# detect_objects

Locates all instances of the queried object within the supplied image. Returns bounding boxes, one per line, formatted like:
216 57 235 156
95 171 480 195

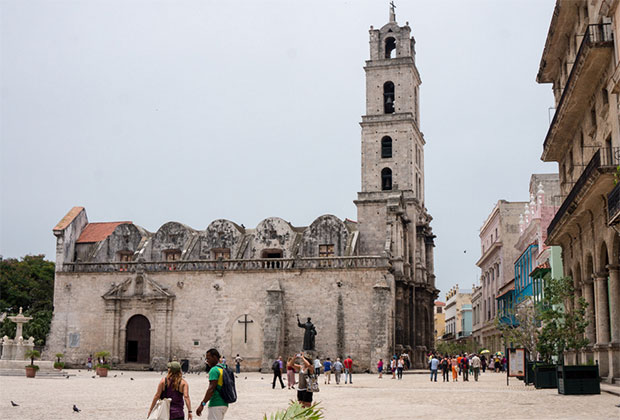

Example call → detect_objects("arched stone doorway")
125 315 151 364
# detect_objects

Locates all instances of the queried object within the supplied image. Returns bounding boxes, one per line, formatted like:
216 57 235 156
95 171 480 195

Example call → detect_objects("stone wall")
46 267 392 372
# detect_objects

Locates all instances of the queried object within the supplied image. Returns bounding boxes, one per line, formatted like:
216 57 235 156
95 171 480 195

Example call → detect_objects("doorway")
125 314 151 364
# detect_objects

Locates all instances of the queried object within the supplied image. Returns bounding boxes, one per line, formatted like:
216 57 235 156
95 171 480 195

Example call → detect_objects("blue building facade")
514 243 540 304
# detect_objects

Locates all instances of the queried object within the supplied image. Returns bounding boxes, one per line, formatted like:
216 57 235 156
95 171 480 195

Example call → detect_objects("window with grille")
118 251 133 272
163 250 181 270
212 248 231 260
319 244 334 257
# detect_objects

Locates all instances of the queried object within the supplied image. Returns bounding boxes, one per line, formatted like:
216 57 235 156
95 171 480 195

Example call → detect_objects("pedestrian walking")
343 356 353 384
313 357 322 376
234 354 243 374
481 355 487 373
377 358 384 379
333 358 344 384
272 356 285 389
391 357 397 379
323 358 332 384
462 354 469 381
471 354 481 381
148 361 192 420
429 354 439 382
397 356 404 380
286 357 297 389
441 356 450 382
451 356 458 381
196 348 228 419
87 355 93 371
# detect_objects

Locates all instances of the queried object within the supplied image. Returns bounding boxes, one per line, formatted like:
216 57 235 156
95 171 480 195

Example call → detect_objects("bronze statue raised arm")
296 314 317 351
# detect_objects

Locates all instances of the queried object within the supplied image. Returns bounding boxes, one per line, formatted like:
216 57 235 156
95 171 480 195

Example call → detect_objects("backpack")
272 360 280 371
216 364 237 404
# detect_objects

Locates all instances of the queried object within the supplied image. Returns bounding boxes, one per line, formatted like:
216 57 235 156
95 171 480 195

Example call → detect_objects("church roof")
77 222 132 243
53 206 85 232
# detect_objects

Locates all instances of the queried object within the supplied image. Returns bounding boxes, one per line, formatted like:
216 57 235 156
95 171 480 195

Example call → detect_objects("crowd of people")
425 351 507 383
146 348 510 419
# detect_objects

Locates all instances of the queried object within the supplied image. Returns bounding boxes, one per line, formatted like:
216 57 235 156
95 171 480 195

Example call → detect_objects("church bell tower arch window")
381 167 393 191
385 37 396 58
381 136 393 158
383 82 395 114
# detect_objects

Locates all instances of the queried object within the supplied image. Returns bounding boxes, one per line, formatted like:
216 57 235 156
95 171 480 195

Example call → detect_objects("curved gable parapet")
301 215 349 257
250 217 296 258
92 223 149 262
151 222 195 260
193 219 245 259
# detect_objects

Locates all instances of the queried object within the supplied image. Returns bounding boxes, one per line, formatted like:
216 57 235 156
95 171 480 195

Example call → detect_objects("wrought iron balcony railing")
62 256 391 273
608 182 620 226
542 23 614 160
548 147 619 237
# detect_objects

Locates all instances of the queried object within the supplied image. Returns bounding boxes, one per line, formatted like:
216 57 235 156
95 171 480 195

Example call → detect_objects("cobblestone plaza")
1 369 618 419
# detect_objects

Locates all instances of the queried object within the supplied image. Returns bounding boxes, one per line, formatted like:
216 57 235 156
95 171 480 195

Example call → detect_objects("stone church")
45 8 438 371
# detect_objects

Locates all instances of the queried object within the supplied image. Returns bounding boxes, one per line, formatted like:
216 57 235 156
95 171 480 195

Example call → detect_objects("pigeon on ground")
244 377 247 380
91 376 95 379
73 404 81 412
11 401 19 407
121 372 123 375
114 374 117 377
130 377 134 381
78 370 81 372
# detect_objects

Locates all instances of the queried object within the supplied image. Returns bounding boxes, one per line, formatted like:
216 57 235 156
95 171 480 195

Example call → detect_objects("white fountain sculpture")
1 307 35 361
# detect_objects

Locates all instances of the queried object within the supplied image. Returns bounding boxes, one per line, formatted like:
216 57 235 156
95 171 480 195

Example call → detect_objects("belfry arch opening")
381 136 392 158
383 82 395 113
125 314 151 364
385 37 396 58
381 167 393 191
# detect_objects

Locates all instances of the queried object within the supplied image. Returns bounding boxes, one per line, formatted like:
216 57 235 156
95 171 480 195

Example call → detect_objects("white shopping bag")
147 398 171 420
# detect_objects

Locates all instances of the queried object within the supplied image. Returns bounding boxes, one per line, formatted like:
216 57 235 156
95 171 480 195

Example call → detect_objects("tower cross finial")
389 1 396 22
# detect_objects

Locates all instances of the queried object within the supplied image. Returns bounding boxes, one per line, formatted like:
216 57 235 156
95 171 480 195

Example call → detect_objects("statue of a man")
297 314 317 351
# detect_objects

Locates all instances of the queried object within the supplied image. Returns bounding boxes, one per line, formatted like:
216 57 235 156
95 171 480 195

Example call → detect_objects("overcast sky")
0 0 557 297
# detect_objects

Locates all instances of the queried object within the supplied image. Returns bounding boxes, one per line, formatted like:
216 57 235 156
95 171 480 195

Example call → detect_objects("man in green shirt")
196 348 228 419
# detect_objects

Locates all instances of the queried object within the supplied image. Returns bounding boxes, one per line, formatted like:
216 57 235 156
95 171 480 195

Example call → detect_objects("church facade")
45 9 438 371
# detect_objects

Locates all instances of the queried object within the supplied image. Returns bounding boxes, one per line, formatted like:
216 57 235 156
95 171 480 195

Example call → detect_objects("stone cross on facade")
238 314 254 343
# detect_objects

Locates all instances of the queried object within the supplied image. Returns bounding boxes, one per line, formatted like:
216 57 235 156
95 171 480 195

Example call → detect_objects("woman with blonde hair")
148 361 192 420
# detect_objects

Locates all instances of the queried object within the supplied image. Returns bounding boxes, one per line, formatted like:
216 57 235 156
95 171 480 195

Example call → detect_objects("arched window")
383 81 395 114
381 136 392 158
381 167 392 191
385 37 396 59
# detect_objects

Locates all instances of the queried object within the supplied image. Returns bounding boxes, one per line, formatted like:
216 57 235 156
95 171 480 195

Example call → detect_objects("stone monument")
0 307 54 373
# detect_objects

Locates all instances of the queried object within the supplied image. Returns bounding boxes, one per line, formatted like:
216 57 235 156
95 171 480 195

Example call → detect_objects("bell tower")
355 5 437 368
355 5 426 256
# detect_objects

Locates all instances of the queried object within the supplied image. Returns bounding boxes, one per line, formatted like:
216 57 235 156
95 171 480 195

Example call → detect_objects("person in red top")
343 356 353 384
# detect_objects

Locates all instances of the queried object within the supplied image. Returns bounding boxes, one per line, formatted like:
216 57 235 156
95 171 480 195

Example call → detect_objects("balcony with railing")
608 182 620 227
62 256 391 273
547 148 620 240
542 23 614 162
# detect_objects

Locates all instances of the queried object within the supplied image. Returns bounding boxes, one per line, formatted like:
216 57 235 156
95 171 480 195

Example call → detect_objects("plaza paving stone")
0 369 618 419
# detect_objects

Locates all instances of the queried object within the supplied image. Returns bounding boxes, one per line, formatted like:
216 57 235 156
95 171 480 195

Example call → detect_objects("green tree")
536 276 589 363
494 296 540 356
0 255 55 345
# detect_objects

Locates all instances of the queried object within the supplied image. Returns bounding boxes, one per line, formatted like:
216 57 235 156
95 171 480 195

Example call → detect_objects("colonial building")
45 7 438 371
513 174 561 306
434 301 445 341
442 285 472 344
497 175 562 336
536 0 620 383
473 200 526 353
